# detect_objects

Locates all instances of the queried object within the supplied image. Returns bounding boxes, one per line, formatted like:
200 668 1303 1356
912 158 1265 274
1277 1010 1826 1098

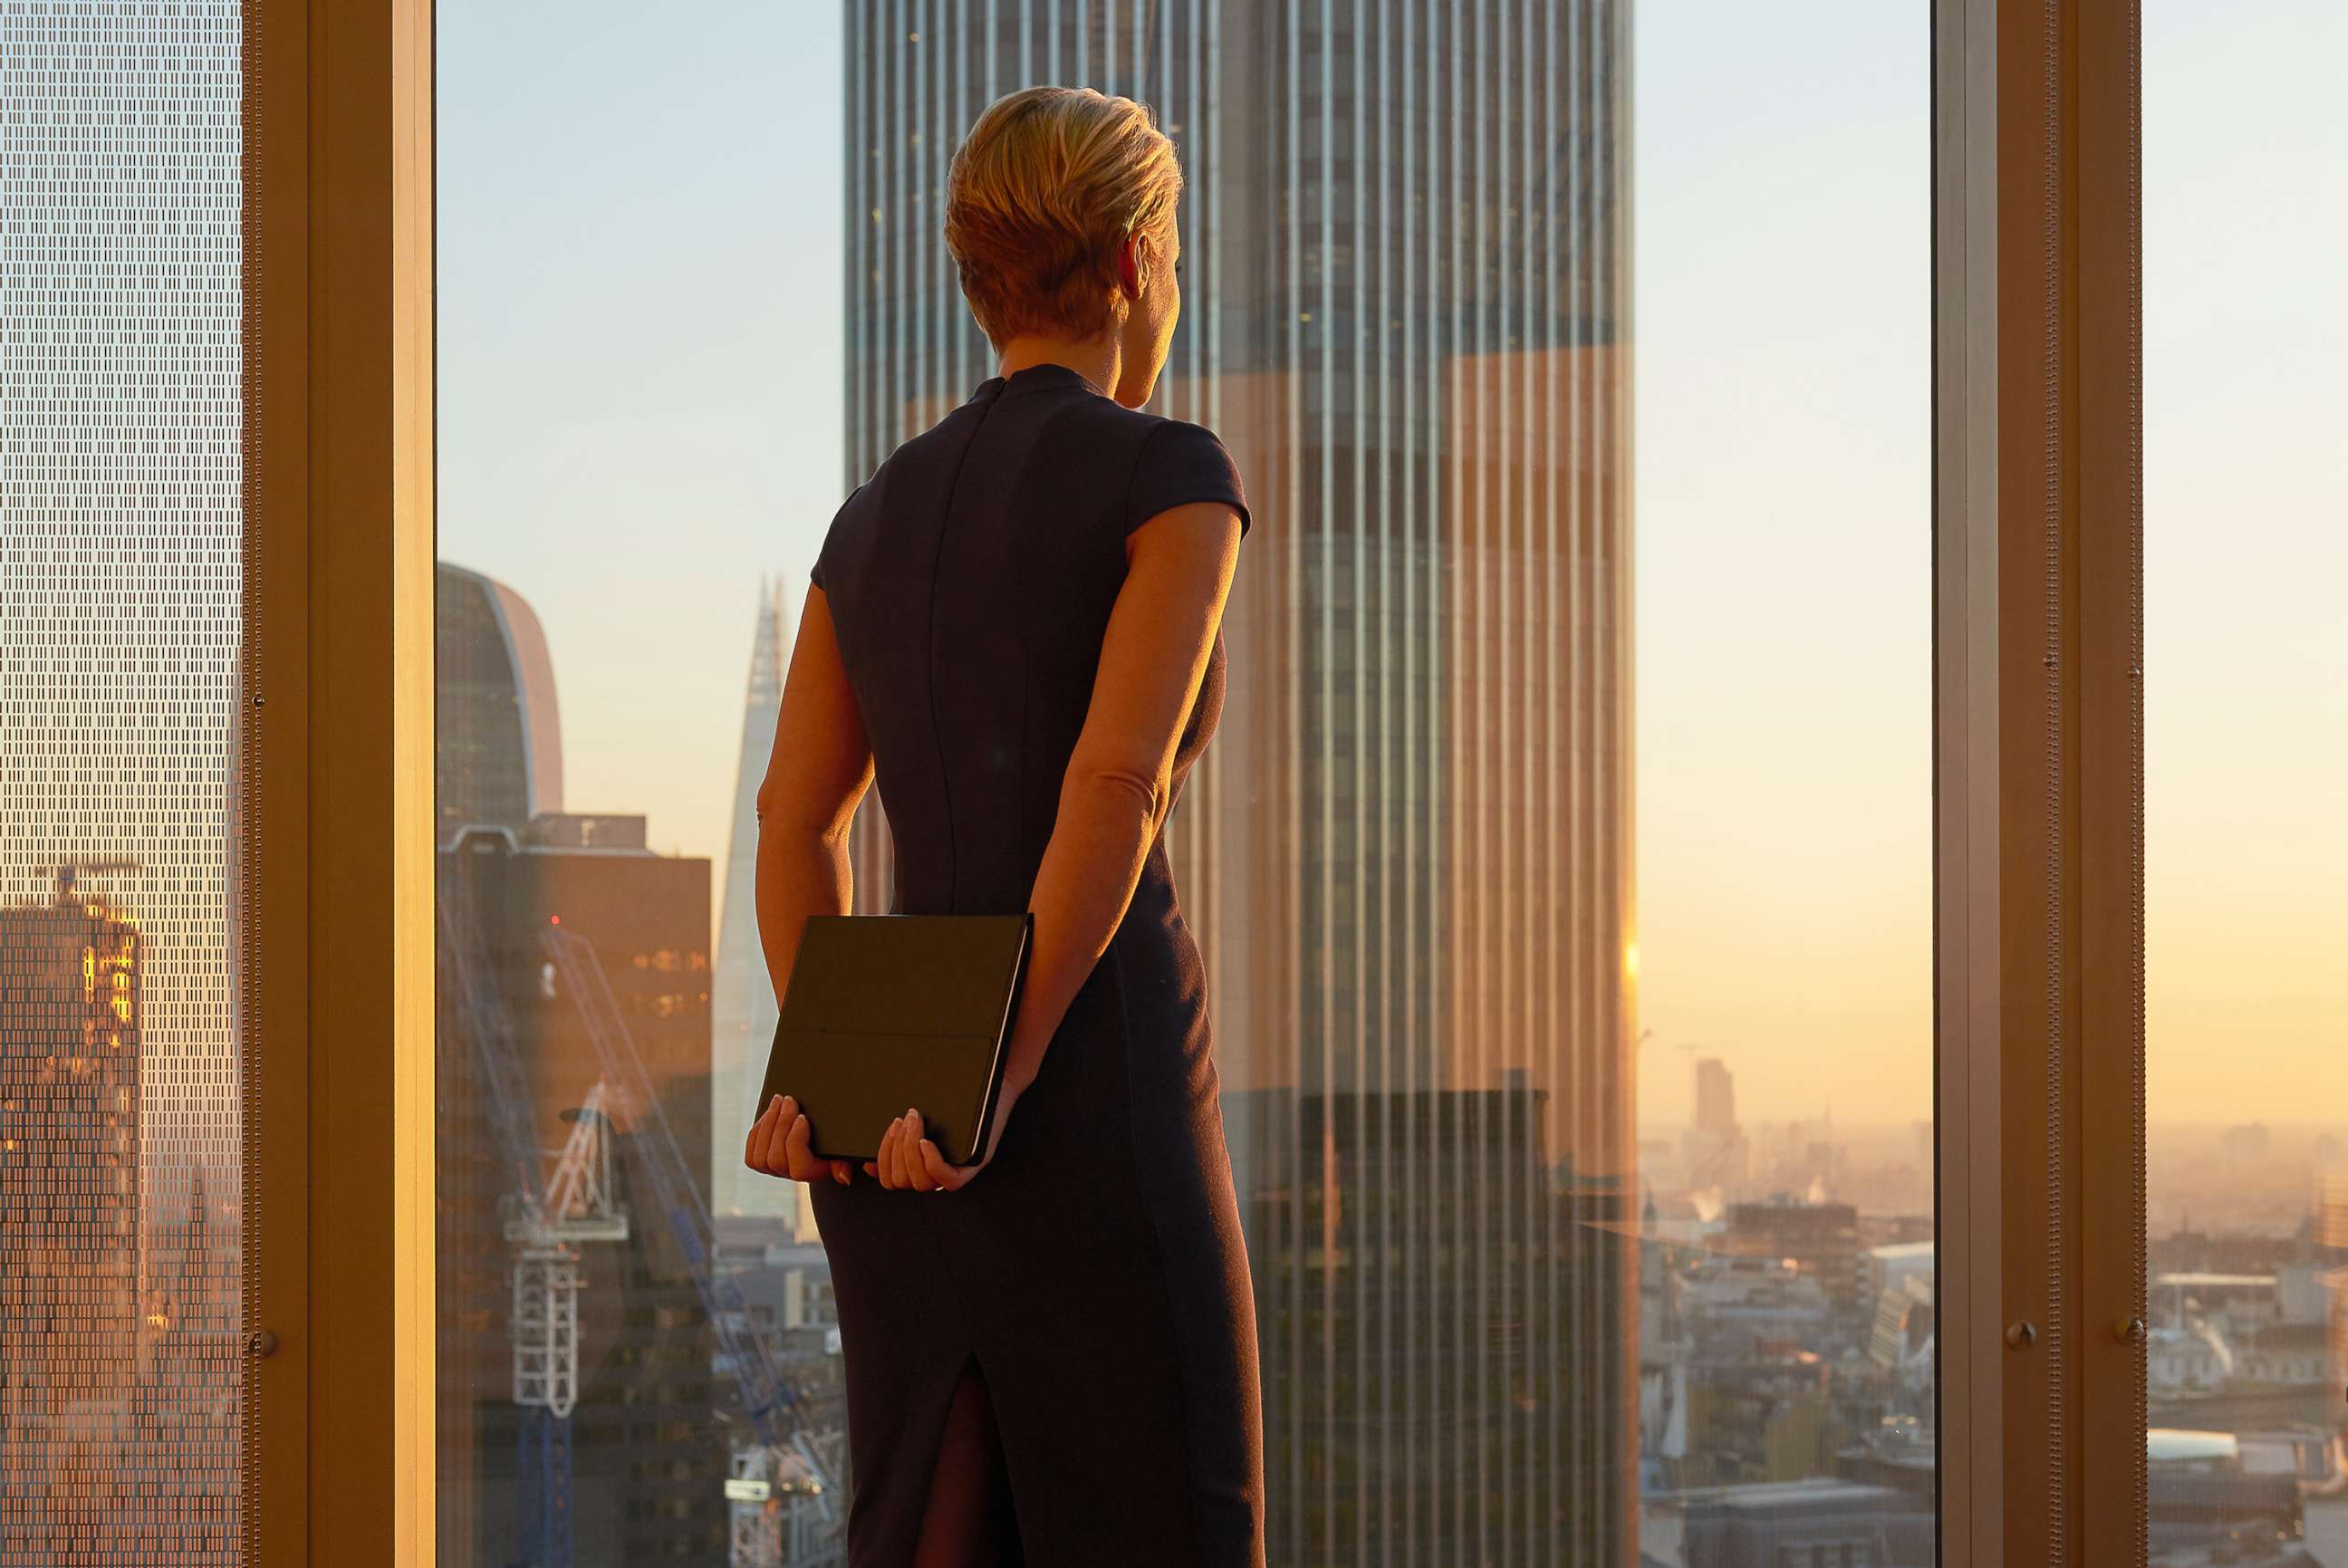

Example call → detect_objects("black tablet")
758 912 1032 1167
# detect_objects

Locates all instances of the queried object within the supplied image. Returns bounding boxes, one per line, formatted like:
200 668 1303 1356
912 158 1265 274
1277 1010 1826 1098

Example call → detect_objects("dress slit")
909 1351 1021 1568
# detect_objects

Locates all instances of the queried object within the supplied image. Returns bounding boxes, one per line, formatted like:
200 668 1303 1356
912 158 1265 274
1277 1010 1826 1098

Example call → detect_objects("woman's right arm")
888 498 1243 1189
1010 501 1243 1080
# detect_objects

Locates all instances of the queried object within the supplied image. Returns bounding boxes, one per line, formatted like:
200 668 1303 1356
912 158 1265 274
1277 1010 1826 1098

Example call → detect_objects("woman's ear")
1116 234 1146 300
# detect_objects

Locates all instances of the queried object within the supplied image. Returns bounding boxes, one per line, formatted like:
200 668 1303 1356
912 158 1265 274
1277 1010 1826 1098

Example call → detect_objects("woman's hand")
866 1085 1022 1192
745 1093 857 1187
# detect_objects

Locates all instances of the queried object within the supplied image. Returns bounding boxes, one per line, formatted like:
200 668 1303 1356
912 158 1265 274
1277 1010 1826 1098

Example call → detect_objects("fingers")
744 1095 780 1173
829 1159 854 1187
893 1108 920 1189
783 1104 822 1182
897 1108 933 1191
746 1095 845 1185
874 1110 943 1191
918 1136 968 1192
750 1094 790 1176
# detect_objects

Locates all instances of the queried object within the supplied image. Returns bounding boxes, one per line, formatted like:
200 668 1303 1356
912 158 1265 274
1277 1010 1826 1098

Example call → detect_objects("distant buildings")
0 873 240 1562
1863 1242 1936 1394
1684 1060 1750 1190
0 880 147 1554
2220 1122 2276 1167
2141 1230 2347 1459
2325 1174 2348 1433
2146 1429 2330 1566
1642 1477 1929 1568
1725 1200 1865 1320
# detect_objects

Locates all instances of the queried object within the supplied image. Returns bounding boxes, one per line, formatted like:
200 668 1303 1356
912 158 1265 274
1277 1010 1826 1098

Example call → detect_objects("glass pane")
2145 4 2348 1563
435 7 843 1565
438 4 1930 1566
1632 6 1934 1563
0 1 247 1560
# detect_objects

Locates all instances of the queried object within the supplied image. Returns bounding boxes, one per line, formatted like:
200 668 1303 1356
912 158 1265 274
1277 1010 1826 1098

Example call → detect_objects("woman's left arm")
745 585 875 1187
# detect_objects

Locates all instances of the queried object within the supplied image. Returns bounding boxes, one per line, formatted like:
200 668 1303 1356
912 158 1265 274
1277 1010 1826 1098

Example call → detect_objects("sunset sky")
437 2 2341 1135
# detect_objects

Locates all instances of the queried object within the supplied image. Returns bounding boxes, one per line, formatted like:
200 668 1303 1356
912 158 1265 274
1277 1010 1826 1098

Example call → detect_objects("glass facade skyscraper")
437 563 568 847
842 4 1634 1561
712 577 799 1225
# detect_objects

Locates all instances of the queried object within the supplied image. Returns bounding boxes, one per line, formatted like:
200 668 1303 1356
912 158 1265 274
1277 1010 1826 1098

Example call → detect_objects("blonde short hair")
944 86 1183 348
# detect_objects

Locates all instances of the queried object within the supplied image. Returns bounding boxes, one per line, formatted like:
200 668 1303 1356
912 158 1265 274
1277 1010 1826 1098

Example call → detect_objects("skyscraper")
843 5 1633 1561
713 577 797 1225
0 877 144 1557
438 562 566 845
1 2 248 1548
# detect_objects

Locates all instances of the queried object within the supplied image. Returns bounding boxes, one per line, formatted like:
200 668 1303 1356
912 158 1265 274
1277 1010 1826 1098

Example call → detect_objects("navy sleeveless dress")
804 362 1264 1566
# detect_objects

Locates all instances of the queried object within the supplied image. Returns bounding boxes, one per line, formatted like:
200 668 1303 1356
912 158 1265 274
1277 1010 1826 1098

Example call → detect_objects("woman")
742 86 1264 1568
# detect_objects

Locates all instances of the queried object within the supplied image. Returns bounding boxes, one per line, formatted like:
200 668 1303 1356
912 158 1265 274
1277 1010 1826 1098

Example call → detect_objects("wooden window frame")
242 0 438 1562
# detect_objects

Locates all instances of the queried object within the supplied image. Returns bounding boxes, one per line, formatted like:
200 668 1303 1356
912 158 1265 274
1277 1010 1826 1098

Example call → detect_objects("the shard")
710 574 798 1224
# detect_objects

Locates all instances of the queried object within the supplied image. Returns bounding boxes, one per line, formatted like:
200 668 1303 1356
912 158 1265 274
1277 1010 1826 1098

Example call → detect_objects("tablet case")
758 912 1032 1167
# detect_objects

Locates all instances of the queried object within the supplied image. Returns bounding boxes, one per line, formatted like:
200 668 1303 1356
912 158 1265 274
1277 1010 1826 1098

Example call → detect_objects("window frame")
1932 0 2145 1561
242 0 438 1562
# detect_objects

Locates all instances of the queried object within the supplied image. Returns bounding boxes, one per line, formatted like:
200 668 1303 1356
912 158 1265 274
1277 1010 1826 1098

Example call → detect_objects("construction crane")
439 851 842 1568
507 1082 628 1552
437 864 628 1568
541 926 843 1568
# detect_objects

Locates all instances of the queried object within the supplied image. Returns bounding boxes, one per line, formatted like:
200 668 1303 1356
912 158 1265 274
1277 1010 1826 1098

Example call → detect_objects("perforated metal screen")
0 2 246 1561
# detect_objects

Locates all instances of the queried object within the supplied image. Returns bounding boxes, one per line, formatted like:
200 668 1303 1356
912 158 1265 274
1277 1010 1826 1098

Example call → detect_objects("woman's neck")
996 334 1119 398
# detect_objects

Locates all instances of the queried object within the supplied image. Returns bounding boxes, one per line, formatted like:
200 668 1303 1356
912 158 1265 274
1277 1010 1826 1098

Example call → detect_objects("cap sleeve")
1125 419 1252 540
808 484 865 593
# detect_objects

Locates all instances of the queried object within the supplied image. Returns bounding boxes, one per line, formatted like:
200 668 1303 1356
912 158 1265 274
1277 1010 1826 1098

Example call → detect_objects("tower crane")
440 850 842 1568
437 863 627 1568
541 926 842 1568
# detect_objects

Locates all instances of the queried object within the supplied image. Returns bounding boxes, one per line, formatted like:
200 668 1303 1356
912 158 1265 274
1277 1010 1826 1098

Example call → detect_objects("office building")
1696 1060 1737 1140
0 873 243 1563
843 6 1634 1559
1231 1084 1631 1561
438 562 566 845
439 820 725 1567
1726 1200 1865 1316
1687 1059 1749 1190
1647 1478 1930 1568
0 879 147 1557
